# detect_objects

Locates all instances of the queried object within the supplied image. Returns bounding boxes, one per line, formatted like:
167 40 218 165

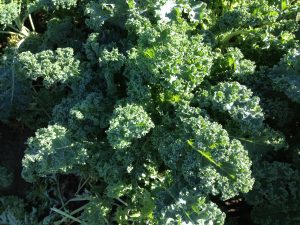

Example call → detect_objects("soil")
224 198 255 225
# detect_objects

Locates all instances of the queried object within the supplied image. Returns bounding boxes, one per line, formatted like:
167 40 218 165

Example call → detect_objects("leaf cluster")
0 0 299 224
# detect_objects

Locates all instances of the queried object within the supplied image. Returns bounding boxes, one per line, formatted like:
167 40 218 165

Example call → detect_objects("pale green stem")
0 30 19 35
51 207 86 225
28 14 35 31
116 197 128 206
55 204 88 225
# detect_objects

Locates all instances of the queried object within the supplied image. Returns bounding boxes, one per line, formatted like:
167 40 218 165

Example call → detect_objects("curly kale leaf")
0 165 13 188
89 143 145 202
16 48 81 88
22 124 88 182
48 0 77 9
0 196 38 225
68 92 113 137
0 196 26 225
84 0 128 31
93 149 129 185
84 33 126 66
153 106 254 200
52 96 79 125
44 17 85 50
209 81 264 132
0 0 20 28
213 1 279 33
99 47 125 97
108 187 155 224
84 0 180 32
84 33 102 64
0 0 37 41
84 1 114 31
156 188 225 225
214 1 299 66
251 198 300 225
246 161 300 225
80 198 111 225
107 103 154 149
261 97 295 128
268 48 300 103
238 127 287 161
29 0 77 10
247 161 300 205
0 49 67 127
126 22 213 104
210 47 256 83
0 63 31 122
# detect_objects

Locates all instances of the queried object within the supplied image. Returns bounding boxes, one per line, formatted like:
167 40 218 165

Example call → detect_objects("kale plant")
0 0 299 224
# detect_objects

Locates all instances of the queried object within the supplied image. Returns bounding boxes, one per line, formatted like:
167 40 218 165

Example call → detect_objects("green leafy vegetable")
0 0 298 224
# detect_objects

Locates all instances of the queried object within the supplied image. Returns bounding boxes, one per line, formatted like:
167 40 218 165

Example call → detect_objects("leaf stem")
55 204 88 225
51 207 86 224
116 197 128 206
28 14 35 31
187 140 236 180
0 31 20 35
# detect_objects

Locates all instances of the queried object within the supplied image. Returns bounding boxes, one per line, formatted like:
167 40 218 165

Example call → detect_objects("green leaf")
187 139 236 181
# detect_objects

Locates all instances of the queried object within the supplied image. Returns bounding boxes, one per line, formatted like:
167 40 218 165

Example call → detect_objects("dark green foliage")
22 124 88 182
107 103 154 149
0 1 20 28
156 189 225 225
0 48 32 122
210 47 256 83
80 197 111 225
44 17 85 50
209 81 264 132
0 0 299 224
0 166 13 188
84 0 126 31
0 63 31 122
15 48 81 88
214 1 299 66
246 162 300 225
0 196 27 224
29 0 78 10
267 48 300 103
152 105 254 200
